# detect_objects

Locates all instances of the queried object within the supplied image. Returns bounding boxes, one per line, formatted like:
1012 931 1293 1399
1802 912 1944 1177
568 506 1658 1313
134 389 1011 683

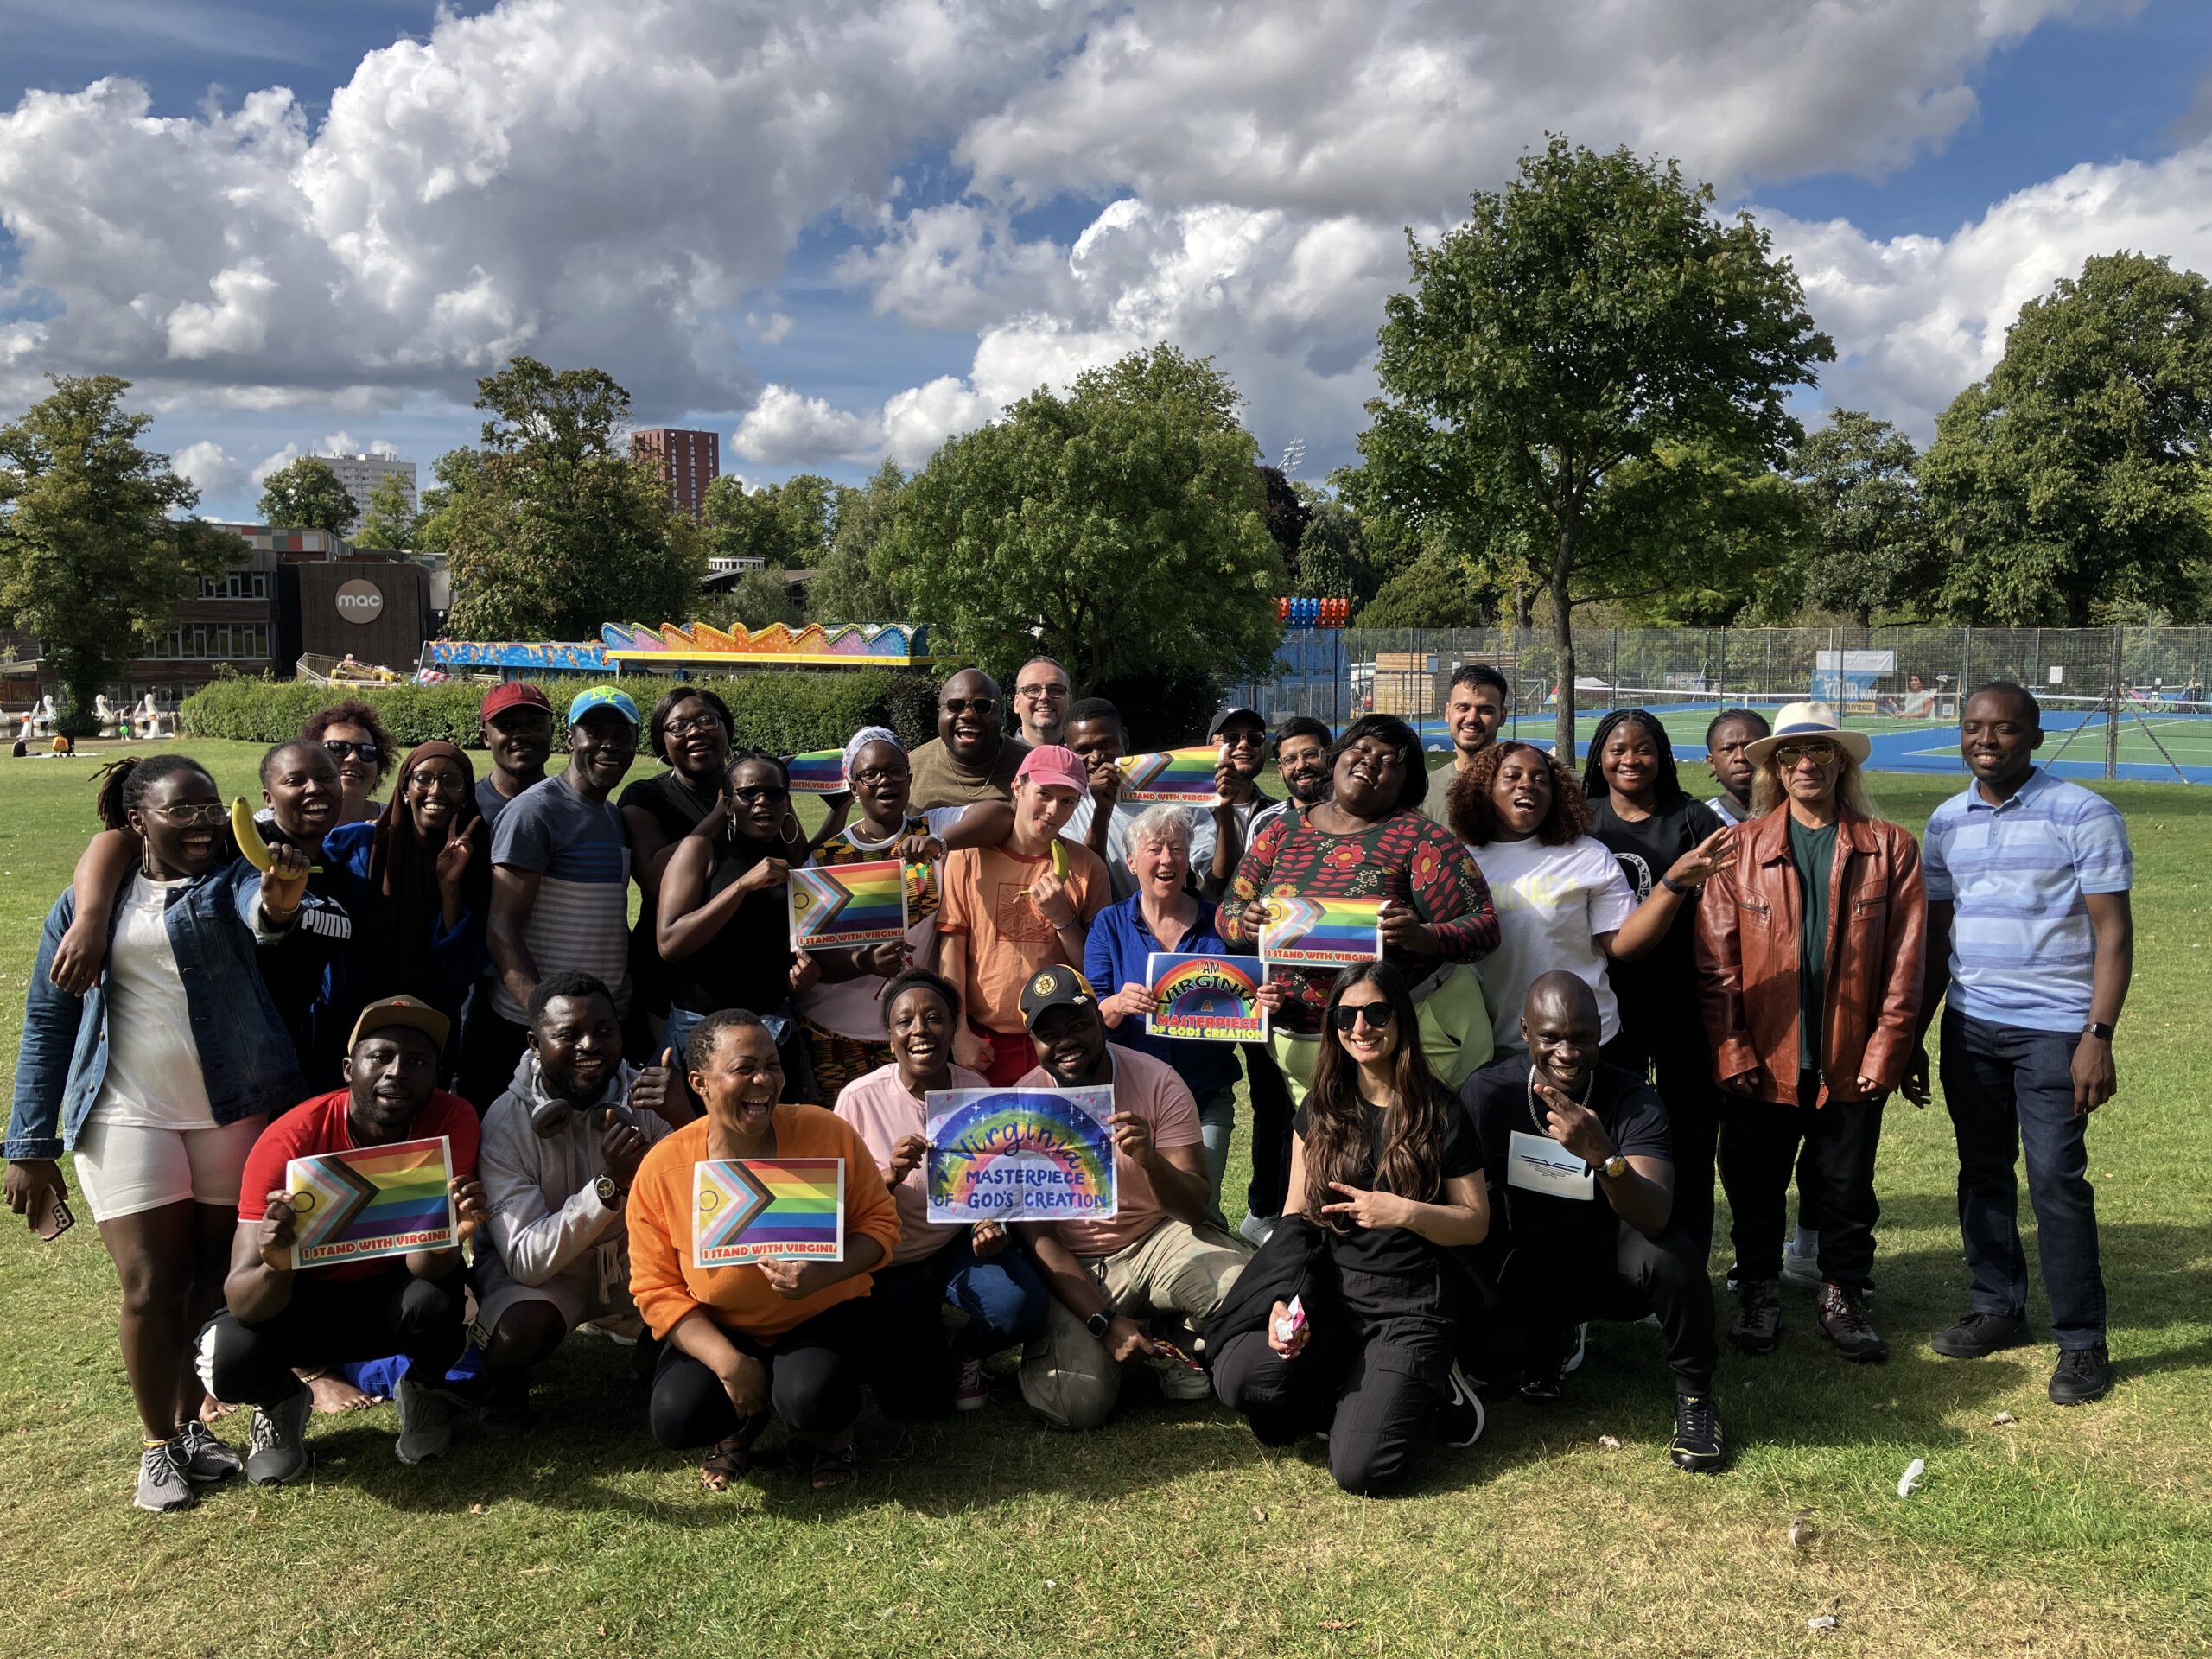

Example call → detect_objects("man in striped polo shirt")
1911 683 2133 1406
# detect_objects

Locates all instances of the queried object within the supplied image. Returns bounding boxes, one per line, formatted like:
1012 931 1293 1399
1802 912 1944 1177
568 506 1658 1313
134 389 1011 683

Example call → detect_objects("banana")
232 797 276 872
1049 839 1069 880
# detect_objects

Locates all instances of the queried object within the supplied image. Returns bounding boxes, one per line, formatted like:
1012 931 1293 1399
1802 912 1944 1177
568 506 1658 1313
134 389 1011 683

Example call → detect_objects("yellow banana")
1049 840 1069 880
232 797 276 873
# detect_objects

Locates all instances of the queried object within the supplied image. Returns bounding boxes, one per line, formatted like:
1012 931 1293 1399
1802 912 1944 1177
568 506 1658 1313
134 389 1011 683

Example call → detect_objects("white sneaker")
1781 1236 1822 1287
394 1375 469 1465
954 1357 988 1412
134 1440 196 1513
1435 1363 1486 1448
1238 1212 1276 1249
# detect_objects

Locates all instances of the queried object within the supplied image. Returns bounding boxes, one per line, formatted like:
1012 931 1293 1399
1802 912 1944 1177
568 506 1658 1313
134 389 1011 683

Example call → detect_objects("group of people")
3 654 2133 1510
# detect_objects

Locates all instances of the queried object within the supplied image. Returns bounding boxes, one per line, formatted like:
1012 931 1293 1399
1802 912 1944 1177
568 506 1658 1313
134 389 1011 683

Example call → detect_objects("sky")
3 0 2210 522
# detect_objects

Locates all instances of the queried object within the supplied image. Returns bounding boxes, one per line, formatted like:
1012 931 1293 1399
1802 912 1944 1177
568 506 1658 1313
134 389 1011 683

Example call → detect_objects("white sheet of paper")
1507 1129 1594 1201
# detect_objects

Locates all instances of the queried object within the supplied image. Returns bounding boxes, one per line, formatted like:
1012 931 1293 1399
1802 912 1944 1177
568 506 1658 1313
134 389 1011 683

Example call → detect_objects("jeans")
199 1267 469 1407
1721 1077 1886 1289
1193 1083 1236 1230
868 1230 1051 1419
1940 1007 2107 1350
1243 1043 1294 1219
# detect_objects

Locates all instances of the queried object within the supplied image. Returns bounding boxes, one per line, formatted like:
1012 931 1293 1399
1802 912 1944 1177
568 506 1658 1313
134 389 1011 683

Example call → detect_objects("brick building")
630 427 719 520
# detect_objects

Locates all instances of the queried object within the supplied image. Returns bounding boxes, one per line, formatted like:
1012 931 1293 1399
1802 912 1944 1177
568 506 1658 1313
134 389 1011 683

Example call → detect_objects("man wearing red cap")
474 682 556 831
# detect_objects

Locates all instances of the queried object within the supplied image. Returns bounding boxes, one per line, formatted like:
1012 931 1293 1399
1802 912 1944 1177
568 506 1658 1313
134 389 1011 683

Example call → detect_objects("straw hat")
1745 700 1872 766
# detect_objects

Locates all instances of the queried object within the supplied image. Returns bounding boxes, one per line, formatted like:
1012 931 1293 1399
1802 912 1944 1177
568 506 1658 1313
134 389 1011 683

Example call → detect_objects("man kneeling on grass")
1460 973 1726 1473
200 997 486 1483
474 972 688 1427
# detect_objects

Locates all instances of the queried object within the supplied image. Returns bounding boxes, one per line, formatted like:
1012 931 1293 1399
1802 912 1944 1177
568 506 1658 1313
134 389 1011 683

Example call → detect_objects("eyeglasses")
1775 742 1837 768
662 715 725 738
733 784 790 804
944 697 999 716
323 740 380 763
851 766 910 788
407 772 468 797
1329 1001 1396 1032
148 803 228 827
1015 683 1069 701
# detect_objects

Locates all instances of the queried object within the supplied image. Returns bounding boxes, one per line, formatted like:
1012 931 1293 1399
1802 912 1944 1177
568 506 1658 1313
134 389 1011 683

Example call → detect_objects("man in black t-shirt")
1459 973 1725 1474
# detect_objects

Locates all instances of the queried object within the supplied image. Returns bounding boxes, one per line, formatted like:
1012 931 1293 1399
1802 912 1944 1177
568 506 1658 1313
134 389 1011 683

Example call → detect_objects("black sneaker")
2049 1343 2113 1406
1669 1391 1726 1474
1520 1325 1579 1402
1815 1282 1889 1363
173 1419 242 1483
1931 1310 2031 1359
1732 1280 1783 1357
1434 1363 1486 1448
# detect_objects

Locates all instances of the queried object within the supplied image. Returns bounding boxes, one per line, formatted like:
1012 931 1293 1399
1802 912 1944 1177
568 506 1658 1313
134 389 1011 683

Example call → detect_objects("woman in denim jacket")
3 755 310 1513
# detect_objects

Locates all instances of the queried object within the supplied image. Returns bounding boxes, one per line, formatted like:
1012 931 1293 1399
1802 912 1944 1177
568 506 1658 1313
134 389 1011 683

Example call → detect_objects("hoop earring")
781 809 803 847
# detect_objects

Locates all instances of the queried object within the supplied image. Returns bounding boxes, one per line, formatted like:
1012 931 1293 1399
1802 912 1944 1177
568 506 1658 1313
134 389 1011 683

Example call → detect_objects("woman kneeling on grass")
4 757 311 1512
626 1008 901 1491
1209 961 1490 1497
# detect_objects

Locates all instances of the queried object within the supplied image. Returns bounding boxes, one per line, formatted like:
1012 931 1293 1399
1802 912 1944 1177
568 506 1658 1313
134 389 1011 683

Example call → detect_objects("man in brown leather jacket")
1694 702 1925 1364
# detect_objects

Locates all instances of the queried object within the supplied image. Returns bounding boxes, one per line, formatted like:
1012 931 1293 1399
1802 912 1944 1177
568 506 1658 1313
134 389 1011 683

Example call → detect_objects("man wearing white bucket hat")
1694 701 1926 1366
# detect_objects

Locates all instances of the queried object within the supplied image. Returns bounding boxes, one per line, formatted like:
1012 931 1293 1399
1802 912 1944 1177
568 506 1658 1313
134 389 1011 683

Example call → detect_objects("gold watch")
1598 1154 1628 1180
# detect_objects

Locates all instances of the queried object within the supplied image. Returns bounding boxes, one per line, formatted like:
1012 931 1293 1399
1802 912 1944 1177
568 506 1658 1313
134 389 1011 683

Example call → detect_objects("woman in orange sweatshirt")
627 1007 900 1491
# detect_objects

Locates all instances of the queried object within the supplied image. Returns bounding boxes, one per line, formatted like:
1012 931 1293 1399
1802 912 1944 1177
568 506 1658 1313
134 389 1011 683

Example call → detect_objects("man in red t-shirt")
200 996 487 1484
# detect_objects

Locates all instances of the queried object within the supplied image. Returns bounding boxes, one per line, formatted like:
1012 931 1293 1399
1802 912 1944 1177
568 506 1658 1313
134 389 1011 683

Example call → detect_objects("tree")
701 471 838 574
706 569 802 630
1358 137 1833 758
879 344 1285 693
0 375 237 731
353 469 420 550
1921 252 2212 626
1354 541 1494 627
428 357 704 639
257 454 359 536
1256 466 1312 585
806 459 904 622
1292 489 1380 606
1775 410 1933 625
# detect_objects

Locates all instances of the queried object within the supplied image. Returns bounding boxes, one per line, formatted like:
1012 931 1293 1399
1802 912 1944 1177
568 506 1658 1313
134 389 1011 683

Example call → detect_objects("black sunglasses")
733 784 790 804
944 697 999 715
323 739 380 762
1329 1001 1396 1032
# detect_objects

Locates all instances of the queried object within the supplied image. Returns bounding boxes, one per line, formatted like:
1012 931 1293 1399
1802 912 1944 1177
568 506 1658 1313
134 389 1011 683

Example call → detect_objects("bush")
178 670 943 754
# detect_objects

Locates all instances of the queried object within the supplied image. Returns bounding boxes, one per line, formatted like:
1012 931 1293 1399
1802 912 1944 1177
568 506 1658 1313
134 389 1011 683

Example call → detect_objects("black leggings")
200 1268 467 1407
648 1298 871 1449
1243 1044 1295 1219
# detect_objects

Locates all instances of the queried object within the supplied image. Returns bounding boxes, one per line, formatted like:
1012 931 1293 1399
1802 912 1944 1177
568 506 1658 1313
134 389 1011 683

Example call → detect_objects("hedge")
177 669 939 754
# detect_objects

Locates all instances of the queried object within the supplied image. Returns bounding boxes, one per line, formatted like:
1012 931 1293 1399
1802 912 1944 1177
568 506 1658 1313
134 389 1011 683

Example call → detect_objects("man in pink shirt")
1010 969 1249 1429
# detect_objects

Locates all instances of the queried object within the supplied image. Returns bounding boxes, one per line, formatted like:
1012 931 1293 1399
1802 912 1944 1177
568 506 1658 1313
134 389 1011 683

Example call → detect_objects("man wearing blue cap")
461 688 641 1111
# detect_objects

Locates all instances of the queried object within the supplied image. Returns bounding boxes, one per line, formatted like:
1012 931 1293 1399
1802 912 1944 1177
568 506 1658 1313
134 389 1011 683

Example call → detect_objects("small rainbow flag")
286 1135 454 1268
923 1088 1118 1223
692 1158 845 1266
1260 895 1385 967
1145 951 1268 1043
789 859 909 949
785 750 847 794
1116 747 1221 804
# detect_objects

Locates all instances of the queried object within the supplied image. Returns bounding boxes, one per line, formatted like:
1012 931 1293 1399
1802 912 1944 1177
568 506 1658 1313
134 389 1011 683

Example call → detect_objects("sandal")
698 1414 769 1493
810 1435 857 1492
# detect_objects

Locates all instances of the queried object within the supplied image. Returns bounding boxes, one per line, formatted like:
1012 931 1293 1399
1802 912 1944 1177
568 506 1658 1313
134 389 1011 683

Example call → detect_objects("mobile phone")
30 1185 73 1243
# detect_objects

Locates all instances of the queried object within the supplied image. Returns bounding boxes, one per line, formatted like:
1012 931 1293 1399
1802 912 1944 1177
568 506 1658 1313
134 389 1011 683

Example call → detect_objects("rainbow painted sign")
1259 895 1385 967
785 750 847 795
788 859 909 950
285 1135 454 1268
1116 747 1220 804
692 1158 845 1266
923 1088 1117 1223
1145 951 1268 1043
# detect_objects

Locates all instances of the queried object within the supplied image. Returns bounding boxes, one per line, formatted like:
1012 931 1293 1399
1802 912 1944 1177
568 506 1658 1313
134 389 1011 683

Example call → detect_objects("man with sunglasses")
1012 657 1073 747
910 669 1032 810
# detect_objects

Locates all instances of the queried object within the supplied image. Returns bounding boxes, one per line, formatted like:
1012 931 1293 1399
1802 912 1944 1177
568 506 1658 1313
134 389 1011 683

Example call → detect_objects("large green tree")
1776 409 1933 625
1358 137 1833 757
257 454 359 535
0 376 237 731
879 344 1285 692
1921 252 2212 626
427 358 703 639
806 459 905 622
353 469 421 550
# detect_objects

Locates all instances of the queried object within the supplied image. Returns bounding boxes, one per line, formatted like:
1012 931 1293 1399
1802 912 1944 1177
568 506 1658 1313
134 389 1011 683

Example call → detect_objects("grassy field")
0 741 2207 1657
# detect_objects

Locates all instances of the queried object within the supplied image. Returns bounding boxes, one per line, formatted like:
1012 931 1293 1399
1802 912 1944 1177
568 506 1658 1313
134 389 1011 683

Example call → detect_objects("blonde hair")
1127 804 1195 855
1751 746 1880 818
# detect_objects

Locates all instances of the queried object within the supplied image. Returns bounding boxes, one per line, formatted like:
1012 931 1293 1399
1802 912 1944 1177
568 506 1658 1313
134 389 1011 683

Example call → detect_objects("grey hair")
1127 804 1196 855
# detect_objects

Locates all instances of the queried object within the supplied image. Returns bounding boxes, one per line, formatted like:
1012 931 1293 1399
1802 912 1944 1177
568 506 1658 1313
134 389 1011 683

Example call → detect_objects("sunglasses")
148 803 229 827
850 766 910 788
733 784 790 804
1775 742 1838 768
944 697 999 716
322 739 380 762
1329 1001 1396 1032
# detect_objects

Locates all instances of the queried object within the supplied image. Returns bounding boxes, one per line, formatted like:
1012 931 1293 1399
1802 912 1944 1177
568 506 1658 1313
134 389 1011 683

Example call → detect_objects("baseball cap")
347 994 451 1053
1018 966 1098 1029
567 686 640 728
1209 706 1267 740
481 681 553 721
1015 743 1088 795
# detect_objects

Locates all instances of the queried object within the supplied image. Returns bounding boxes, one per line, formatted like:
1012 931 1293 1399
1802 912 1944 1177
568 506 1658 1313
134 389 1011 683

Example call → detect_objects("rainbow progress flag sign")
785 750 847 795
285 1135 454 1268
1116 747 1220 804
692 1158 845 1266
1260 895 1385 967
789 859 909 950
1145 951 1268 1043
924 1088 1117 1224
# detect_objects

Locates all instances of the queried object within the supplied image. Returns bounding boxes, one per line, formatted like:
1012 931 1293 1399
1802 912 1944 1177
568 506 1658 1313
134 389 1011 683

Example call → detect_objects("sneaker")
134 1440 196 1513
1732 1279 1783 1357
2049 1343 2113 1406
1780 1236 1822 1288
174 1419 242 1483
246 1385 313 1486
1815 1281 1889 1363
394 1374 470 1465
1434 1363 1486 1448
1155 1358 1213 1402
1931 1310 2032 1359
1238 1212 1276 1249
479 1382 537 1436
1669 1391 1726 1474
954 1357 989 1412
1520 1326 1576 1402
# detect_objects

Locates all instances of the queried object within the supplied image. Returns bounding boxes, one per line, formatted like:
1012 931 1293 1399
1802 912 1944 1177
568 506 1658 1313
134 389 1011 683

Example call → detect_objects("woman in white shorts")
5 756 310 1512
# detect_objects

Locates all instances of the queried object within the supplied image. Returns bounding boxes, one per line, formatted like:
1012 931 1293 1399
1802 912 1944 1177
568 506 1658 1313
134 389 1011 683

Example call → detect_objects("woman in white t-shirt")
1446 743 1733 1050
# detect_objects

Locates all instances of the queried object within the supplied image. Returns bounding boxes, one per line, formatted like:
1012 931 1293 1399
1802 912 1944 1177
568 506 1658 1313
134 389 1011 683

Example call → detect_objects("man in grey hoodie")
474 971 685 1425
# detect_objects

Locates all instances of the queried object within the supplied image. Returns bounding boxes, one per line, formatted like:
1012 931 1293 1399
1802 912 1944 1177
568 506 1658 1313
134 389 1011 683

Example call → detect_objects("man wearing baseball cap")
475 682 556 831
202 997 489 1484
1008 967 1247 1431
936 745 1112 1085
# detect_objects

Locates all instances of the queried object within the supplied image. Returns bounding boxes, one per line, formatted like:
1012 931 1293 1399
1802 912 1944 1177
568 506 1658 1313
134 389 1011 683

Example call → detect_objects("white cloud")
747 310 795 346
250 442 302 484
170 439 249 505
730 384 884 464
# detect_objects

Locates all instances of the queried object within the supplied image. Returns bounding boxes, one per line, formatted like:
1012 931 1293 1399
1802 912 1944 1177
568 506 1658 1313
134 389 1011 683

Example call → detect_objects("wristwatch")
594 1173 625 1208
1597 1154 1629 1180
2083 1021 2116 1042
1084 1308 1116 1340
1659 873 1692 897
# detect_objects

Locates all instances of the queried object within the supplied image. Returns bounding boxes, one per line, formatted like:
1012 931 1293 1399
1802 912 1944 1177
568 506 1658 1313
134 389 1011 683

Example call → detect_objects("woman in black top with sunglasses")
301 700 396 827
656 752 823 1099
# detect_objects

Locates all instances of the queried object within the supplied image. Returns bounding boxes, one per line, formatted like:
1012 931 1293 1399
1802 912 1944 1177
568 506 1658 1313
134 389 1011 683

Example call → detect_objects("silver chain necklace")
1527 1063 1595 1137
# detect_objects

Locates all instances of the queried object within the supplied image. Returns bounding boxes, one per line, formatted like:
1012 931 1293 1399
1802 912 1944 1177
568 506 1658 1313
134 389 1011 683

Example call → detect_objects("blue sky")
3 0 2209 519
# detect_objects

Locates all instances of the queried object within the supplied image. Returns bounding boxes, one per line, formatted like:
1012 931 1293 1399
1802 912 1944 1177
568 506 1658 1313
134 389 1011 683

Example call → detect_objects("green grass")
1 742 2209 1656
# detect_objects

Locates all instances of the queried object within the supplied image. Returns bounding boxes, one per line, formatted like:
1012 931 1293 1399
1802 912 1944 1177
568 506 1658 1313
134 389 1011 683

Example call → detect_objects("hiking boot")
1815 1282 1889 1363
2049 1343 2113 1406
1668 1390 1726 1474
1932 1310 2032 1359
1732 1279 1783 1357
246 1384 313 1485
395 1374 470 1465
954 1357 989 1412
134 1439 196 1513
174 1418 242 1483
1434 1363 1486 1449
